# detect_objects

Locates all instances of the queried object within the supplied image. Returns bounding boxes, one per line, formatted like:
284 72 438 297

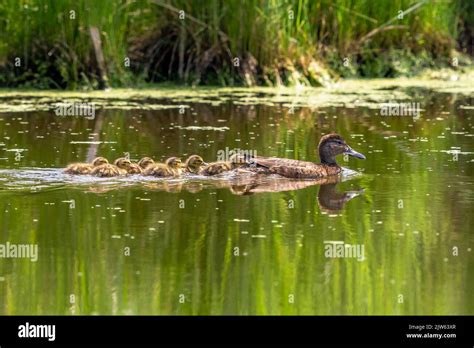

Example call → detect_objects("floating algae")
0 69 473 113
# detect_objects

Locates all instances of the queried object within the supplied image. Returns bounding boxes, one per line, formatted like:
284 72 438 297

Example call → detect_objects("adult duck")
245 133 365 178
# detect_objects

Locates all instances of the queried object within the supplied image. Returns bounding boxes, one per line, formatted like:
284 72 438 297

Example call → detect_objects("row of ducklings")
64 154 247 177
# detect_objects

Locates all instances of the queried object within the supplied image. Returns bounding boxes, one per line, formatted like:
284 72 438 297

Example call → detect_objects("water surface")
0 92 472 315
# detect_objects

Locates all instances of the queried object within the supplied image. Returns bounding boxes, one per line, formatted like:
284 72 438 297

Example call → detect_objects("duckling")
114 157 133 174
64 157 108 175
91 163 121 177
127 162 143 174
91 157 131 177
199 153 247 176
244 133 366 178
143 157 182 177
183 155 207 174
138 157 155 170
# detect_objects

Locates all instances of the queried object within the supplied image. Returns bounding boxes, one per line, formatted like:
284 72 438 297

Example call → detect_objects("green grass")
0 0 469 89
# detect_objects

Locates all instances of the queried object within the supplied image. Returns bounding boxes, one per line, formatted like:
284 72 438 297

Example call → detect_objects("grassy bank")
0 0 472 89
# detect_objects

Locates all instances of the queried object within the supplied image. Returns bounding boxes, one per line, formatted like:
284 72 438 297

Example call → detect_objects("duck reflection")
317 183 364 213
225 175 363 211
80 173 363 211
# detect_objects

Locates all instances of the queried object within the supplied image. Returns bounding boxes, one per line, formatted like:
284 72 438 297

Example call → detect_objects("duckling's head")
318 133 366 165
229 153 247 168
138 157 155 169
185 155 207 171
165 157 182 169
114 157 132 169
92 157 109 167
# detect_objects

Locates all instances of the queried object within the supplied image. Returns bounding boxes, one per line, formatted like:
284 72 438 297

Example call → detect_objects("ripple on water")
0 166 364 194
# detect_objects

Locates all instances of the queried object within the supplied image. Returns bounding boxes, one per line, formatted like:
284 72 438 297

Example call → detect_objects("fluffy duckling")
127 161 143 174
199 153 247 176
91 157 131 177
64 157 108 175
143 157 182 177
183 155 207 174
138 157 155 170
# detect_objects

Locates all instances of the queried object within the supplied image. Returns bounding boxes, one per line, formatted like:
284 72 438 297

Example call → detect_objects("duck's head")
114 157 132 169
229 153 247 168
165 157 182 169
138 157 155 169
92 157 109 166
318 133 366 165
185 155 207 171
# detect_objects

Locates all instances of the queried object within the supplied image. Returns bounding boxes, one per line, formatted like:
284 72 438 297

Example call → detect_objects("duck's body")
127 163 142 174
247 157 342 178
64 157 108 175
138 157 155 170
199 154 247 176
91 157 131 177
64 163 94 175
143 157 182 177
244 133 365 178
144 164 175 177
183 155 207 174
199 161 233 176
91 163 122 177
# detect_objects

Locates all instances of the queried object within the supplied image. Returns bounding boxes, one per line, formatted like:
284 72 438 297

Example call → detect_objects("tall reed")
0 0 466 88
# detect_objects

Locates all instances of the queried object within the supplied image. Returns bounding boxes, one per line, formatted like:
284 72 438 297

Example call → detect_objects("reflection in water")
0 168 363 212
318 184 364 213
225 174 364 212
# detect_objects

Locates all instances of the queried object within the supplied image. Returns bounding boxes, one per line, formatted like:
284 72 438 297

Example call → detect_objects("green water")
0 92 472 315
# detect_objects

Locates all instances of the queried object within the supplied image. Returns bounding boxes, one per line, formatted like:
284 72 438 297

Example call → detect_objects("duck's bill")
202 162 209 166
344 147 366 160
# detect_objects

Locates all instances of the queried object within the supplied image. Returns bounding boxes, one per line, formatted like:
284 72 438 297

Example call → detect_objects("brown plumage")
199 154 247 176
143 157 182 177
64 157 108 175
199 162 232 175
183 155 207 174
244 133 366 178
91 164 121 177
138 157 155 170
127 163 142 174
91 157 131 177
